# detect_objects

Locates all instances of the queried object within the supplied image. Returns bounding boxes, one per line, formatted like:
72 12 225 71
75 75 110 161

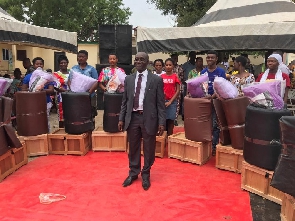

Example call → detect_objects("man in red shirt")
256 54 290 103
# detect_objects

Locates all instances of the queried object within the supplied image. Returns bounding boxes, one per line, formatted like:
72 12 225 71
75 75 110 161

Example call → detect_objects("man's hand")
118 121 124 132
157 125 165 136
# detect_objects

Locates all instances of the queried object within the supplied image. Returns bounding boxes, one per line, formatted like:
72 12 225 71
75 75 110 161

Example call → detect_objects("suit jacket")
119 70 166 135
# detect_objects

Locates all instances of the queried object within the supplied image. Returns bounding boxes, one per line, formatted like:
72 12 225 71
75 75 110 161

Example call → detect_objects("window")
17 50 27 61
2 49 9 60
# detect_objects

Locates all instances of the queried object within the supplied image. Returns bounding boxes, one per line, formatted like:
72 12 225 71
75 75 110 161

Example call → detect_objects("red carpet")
0 151 252 220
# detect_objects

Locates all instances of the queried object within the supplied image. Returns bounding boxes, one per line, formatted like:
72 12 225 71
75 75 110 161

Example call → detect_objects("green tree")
0 0 131 42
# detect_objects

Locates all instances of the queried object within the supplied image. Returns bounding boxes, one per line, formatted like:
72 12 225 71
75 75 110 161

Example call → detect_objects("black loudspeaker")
116 48 133 65
116 25 132 65
116 25 132 48
98 25 133 65
99 25 116 64
99 25 116 49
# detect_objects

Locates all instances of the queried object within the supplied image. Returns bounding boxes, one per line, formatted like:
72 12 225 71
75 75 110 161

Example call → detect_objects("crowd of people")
118 50 291 190
0 49 291 190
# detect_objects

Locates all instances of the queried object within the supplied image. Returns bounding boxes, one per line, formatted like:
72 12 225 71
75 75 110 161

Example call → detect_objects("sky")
122 0 175 28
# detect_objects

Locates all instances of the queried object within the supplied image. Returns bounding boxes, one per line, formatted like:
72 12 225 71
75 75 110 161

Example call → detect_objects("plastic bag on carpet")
213 77 238 99
39 193 66 204
69 70 97 93
186 75 209 98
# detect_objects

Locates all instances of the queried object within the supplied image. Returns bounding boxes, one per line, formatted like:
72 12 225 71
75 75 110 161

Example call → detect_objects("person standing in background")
152 59 165 76
10 68 22 95
201 50 226 156
22 58 34 76
181 51 196 121
230 56 255 96
256 54 291 104
98 53 125 92
171 53 184 125
71 50 99 117
161 58 180 136
188 57 204 79
118 52 165 191
53 55 70 128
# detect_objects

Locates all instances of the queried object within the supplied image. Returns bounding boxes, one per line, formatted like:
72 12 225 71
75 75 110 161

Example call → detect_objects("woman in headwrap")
256 53 291 103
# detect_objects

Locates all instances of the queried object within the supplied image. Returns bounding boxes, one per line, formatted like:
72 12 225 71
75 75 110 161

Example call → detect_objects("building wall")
0 44 12 72
13 43 98 74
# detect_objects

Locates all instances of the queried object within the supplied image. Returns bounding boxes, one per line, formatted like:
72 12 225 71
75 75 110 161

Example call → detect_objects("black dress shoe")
122 176 138 187
142 178 151 191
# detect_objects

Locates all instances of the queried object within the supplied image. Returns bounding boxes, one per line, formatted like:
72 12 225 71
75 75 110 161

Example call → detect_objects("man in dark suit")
118 52 166 191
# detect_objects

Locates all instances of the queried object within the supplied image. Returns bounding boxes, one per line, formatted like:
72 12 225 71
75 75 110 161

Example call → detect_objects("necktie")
133 74 143 110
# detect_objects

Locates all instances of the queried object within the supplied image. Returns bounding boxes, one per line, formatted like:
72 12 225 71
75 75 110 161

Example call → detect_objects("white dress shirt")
134 69 148 111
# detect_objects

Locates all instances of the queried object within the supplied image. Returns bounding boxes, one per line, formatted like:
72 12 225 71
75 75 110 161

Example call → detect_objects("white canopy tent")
137 0 295 53
0 7 77 53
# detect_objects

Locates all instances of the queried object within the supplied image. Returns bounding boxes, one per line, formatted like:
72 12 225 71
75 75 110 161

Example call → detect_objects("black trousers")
127 112 156 179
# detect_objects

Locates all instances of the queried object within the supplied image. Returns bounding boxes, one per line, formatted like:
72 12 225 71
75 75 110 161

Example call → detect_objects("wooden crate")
48 129 90 156
216 144 244 173
12 141 28 171
281 194 295 221
168 132 211 165
22 134 48 157
137 131 167 158
92 131 127 151
241 161 284 205
0 150 15 182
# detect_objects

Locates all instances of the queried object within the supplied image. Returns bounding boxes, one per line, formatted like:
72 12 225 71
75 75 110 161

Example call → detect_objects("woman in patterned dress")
188 57 204 80
53 55 70 128
230 56 255 96
98 53 125 92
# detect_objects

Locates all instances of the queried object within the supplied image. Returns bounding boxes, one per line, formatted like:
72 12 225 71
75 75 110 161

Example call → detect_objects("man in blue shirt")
201 50 226 156
71 50 98 118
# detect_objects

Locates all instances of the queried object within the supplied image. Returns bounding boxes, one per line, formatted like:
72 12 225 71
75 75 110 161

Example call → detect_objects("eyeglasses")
134 57 146 62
